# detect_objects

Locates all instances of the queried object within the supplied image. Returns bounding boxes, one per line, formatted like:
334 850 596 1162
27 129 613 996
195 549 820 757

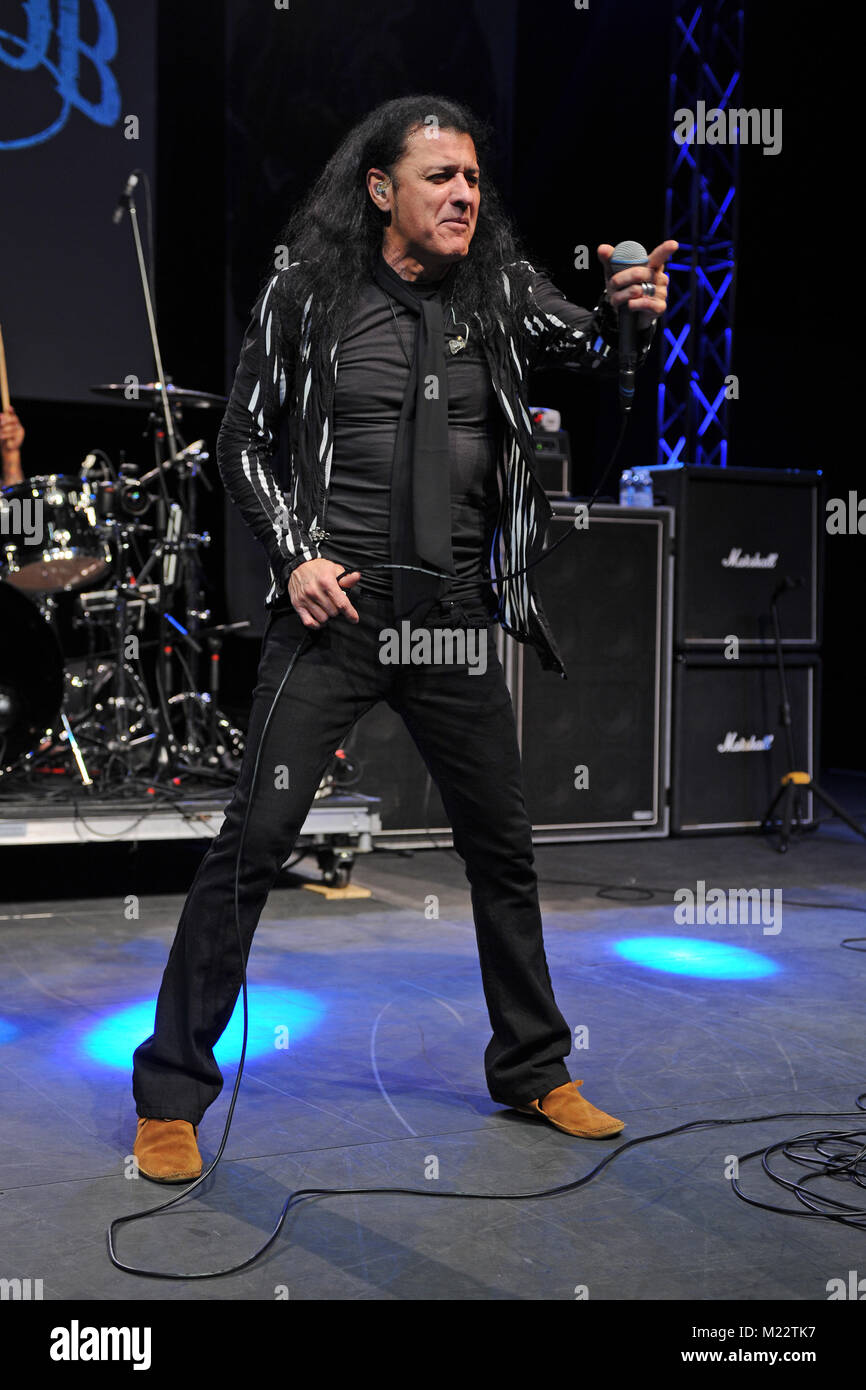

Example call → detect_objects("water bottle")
631 468 654 508
619 469 635 506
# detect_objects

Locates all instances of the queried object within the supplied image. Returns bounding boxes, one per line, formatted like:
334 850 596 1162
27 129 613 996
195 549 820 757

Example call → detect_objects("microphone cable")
109 411 634 1277
332 413 631 596
110 407 866 1278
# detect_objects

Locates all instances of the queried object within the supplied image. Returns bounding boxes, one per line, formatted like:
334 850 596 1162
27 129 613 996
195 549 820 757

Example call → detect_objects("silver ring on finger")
641 281 655 296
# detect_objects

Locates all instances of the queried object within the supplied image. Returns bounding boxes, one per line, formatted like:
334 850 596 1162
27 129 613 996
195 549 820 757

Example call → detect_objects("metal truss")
657 2 743 468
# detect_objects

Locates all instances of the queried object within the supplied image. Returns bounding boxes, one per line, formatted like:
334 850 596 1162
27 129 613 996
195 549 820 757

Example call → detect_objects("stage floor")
1 812 864 1303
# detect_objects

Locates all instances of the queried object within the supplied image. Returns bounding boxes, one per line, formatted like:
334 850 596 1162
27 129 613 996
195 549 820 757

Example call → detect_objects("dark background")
5 0 861 771
0 1 157 399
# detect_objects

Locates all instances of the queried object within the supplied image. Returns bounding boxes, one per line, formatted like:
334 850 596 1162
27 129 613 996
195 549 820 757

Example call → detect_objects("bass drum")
0 474 111 593
0 581 64 768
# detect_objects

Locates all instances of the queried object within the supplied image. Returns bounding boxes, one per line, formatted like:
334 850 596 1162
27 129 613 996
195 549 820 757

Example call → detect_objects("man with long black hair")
132 95 675 1181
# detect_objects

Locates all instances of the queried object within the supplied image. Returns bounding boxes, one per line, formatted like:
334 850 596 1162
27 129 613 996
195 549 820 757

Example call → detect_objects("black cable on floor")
108 830 866 1276
106 433 866 1275
107 1095 866 1280
731 1115 866 1226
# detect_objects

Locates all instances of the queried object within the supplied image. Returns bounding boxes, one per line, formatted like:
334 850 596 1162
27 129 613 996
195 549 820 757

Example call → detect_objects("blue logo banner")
0 0 121 150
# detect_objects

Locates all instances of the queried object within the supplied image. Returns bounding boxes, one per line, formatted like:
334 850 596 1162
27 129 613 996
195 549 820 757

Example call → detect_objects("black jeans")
132 591 572 1123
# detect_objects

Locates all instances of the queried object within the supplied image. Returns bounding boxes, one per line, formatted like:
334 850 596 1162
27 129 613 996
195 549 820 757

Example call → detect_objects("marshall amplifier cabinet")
648 466 821 648
342 624 511 849
530 428 571 497
348 502 673 847
671 653 820 832
504 501 674 841
341 697 452 848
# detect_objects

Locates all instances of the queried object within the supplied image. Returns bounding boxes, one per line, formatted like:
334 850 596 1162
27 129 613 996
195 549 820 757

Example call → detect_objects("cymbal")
89 382 227 409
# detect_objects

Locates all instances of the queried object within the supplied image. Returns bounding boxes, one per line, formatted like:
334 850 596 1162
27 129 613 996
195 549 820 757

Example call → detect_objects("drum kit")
0 381 248 793
0 172 352 810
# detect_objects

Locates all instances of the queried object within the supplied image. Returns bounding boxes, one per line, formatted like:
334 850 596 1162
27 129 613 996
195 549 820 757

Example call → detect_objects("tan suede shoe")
134 1118 203 1182
516 1080 625 1138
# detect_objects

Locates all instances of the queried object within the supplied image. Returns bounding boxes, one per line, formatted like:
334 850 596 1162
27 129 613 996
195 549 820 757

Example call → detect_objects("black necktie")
371 257 456 623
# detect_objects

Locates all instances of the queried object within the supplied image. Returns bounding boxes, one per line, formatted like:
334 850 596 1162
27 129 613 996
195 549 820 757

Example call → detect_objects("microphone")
119 439 207 516
608 239 649 414
137 439 206 488
112 172 139 224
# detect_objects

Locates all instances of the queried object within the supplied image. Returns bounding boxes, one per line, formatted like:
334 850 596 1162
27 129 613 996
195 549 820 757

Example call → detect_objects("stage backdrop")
0 0 157 403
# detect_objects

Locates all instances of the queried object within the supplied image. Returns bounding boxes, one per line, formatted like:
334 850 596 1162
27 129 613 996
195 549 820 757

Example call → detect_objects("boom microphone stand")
113 170 248 785
114 170 182 774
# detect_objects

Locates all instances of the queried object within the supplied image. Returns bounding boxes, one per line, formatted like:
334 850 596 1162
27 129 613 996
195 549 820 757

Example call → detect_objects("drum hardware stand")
118 425 243 777
207 631 223 748
59 711 93 787
119 421 217 776
761 580 866 853
80 440 228 783
124 410 219 774
129 511 186 771
78 490 160 767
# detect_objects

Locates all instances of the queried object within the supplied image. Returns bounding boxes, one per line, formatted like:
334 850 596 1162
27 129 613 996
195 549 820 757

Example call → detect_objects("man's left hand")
598 240 678 330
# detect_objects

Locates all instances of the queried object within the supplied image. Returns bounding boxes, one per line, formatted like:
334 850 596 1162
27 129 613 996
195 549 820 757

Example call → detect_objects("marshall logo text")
717 731 774 753
721 548 779 569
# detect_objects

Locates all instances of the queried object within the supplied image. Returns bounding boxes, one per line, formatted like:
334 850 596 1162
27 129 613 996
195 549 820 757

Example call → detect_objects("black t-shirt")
316 264 502 606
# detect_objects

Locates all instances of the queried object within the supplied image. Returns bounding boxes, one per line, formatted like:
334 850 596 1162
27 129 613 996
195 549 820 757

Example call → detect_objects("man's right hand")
0 408 25 454
288 557 362 629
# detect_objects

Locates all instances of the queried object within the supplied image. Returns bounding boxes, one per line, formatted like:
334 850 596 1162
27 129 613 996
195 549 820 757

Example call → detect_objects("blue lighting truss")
657 3 743 468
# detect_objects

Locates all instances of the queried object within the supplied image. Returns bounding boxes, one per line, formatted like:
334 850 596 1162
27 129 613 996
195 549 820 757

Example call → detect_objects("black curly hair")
266 93 533 356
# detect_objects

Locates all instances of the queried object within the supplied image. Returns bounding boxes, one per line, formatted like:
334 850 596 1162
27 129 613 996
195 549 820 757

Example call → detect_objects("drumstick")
0 320 10 413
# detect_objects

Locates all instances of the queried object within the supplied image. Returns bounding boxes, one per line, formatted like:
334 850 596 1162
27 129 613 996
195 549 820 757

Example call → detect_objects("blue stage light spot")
614 935 778 979
0 1017 19 1045
81 987 326 1069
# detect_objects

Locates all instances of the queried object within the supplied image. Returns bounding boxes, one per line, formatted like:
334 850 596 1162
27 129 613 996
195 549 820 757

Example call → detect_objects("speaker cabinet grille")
509 503 673 839
343 699 451 846
648 466 821 647
671 654 820 832
348 505 673 847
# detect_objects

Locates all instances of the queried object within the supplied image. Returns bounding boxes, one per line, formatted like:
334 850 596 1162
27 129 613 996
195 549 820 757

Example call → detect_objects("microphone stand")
116 177 182 774
761 584 866 852
115 176 241 784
